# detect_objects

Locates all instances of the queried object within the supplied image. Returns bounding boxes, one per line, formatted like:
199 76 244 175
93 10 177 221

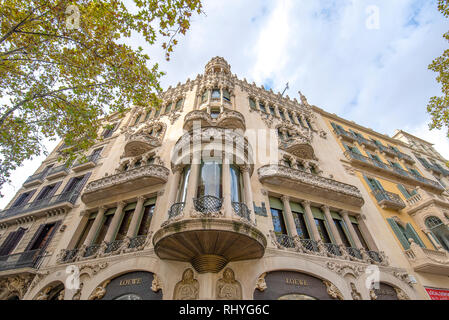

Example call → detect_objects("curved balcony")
81 164 169 204
183 109 245 131
279 136 315 159
258 165 364 207
153 199 266 274
124 133 162 157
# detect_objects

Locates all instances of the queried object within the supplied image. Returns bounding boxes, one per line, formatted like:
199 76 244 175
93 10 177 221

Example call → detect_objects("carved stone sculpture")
88 280 111 300
323 280 344 300
173 269 199 300
350 283 362 300
216 268 242 300
255 272 267 292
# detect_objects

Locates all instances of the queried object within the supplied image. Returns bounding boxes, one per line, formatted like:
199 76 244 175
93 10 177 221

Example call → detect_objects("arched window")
211 89 221 100
426 216 449 251
223 89 231 102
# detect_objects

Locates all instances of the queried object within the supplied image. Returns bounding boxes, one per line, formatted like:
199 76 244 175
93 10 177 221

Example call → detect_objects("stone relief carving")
173 268 199 300
35 286 53 300
0 275 33 299
255 273 267 292
72 282 83 300
151 274 162 293
326 262 366 279
323 280 344 300
216 268 242 300
394 287 410 300
88 279 111 300
350 282 362 300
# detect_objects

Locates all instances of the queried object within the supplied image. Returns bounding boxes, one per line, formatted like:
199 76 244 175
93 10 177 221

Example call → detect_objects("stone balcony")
23 171 46 188
258 164 365 207
279 136 315 159
183 109 245 131
153 196 267 274
81 164 169 204
344 150 444 193
0 249 44 273
123 133 162 158
404 188 449 217
404 240 449 275
46 164 70 180
72 154 100 172
0 191 79 224
371 190 406 211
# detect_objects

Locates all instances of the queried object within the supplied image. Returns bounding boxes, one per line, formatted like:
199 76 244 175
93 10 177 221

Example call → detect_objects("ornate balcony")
258 164 364 207
124 132 162 157
372 190 406 211
0 191 79 222
344 150 444 193
46 164 70 180
0 249 44 272
404 188 449 219
270 232 388 266
154 200 266 274
404 240 449 275
183 109 245 131
333 128 356 143
23 171 46 188
81 164 169 204
279 136 315 159
72 154 100 172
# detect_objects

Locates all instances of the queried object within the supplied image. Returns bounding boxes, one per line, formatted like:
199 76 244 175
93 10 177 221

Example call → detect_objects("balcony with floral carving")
404 239 449 275
371 190 406 211
258 165 365 207
124 132 162 158
183 109 245 131
154 195 266 274
344 150 444 193
81 164 169 204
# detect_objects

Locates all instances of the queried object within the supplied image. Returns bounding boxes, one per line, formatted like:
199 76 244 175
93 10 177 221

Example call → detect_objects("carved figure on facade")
323 280 344 300
173 268 199 300
216 268 242 300
88 279 111 300
255 272 267 292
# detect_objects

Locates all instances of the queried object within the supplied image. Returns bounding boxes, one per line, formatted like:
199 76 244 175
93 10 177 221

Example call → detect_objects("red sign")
425 287 449 300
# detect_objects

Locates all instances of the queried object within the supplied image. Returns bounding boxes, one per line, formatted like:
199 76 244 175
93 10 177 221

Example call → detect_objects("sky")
1 0 449 208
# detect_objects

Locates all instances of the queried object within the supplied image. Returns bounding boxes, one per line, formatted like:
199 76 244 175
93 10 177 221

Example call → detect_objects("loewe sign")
119 278 142 286
285 278 309 286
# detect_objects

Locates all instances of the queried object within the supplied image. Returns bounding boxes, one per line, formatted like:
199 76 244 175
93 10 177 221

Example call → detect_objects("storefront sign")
119 278 142 286
285 278 308 286
425 287 449 300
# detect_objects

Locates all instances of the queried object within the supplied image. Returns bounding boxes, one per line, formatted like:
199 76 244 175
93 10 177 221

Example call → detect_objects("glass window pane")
230 165 243 203
293 211 309 239
197 161 222 198
177 165 191 203
271 208 287 235
314 218 331 243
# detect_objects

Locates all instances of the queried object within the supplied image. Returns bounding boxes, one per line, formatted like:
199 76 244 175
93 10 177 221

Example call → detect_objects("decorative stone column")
341 211 362 248
301 200 321 242
222 159 232 218
242 165 255 224
126 196 146 238
104 201 126 243
281 196 298 237
83 206 106 246
166 166 183 214
185 155 201 216
322 205 343 245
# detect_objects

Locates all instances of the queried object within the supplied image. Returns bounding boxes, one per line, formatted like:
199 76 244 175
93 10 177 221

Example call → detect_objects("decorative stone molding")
88 279 111 300
350 282 362 300
258 165 364 207
325 261 366 278
151 274 162 293
255 273 267 292
35 286 53 300
173 268 199 300
394 287 410 300
183 109 246 131
216 268 242 300
323 280 344 300
0 275 33 299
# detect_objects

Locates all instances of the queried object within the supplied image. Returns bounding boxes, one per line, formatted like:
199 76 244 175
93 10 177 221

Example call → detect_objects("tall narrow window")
333 219 352 247
164 103 172 114
137 201 156 236
230 165 244 203
75 216 95 248
290 202 310 239
115 206 135 241
426 216 449 251
259 102 267 113
271 208 287 235
269 106 276 116
94 214 114 244
249 98 257 109
175 99 183 110
314 218 332 243
202 90 208 103
177 165 191 203
223 89 230 102
197 161 222 198
211 89 220 100
278 109 285 120
352 223 370 250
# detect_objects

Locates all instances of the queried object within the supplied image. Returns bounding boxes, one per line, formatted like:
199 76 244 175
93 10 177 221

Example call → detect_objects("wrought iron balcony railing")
23 171 47 186
275 234 296 249
104 240 123 254
129 235 147 249
72 153 101 169
325 243 342 256
0 249 44 272
46 164 71 179
346 247 363 260
61 248 79 263
193 196 223 214
0 191 79 220
232 202 251 221
168 202 185 219
84 244 101 258
371 189 406 210
344 150 443 191
300 239 320 252
367 250 383 263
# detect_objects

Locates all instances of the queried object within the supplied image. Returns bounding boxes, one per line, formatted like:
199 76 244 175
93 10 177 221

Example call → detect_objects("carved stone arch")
249 257 351 300
80 256 164 300
33 281 65 300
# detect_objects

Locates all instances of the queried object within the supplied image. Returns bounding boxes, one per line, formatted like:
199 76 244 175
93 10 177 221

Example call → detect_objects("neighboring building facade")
0 57 446 300
316 109 449 300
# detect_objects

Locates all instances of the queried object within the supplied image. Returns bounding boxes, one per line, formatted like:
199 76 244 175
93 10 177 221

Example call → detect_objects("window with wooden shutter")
405 223 425 248
386 218 410 249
